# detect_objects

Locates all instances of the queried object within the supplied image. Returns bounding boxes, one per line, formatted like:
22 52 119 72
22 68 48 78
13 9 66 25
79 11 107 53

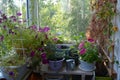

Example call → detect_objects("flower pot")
48 58 64 71
66 59 75 71
79 60 96 71
40 63 48 71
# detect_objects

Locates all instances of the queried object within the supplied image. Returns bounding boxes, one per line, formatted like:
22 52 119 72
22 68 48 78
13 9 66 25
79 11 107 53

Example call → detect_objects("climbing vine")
87 0 117 45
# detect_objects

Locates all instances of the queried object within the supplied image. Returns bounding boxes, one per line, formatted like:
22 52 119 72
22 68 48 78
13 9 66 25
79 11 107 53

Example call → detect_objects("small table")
41 65 95 80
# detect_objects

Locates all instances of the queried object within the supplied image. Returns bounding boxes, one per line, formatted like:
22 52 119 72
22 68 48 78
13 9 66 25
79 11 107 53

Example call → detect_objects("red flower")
88 38 95 43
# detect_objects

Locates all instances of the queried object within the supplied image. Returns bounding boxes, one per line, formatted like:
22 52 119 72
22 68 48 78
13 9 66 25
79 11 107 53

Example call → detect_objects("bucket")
66 59 75 71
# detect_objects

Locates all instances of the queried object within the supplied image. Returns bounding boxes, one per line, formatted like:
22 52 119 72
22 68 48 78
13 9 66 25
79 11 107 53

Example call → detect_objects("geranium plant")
78 38 99 63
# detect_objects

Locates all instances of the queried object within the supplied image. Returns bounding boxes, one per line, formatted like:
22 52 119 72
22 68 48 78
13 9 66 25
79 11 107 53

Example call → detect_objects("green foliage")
45 44 65 61
81 42 98 63
78 39 99 63
39 0 70 41
0 53 25 66
0 11 25 57
68 0 91 38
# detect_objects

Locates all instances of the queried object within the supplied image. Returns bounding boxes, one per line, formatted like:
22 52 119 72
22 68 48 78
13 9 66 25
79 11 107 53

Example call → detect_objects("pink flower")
78 42 84 49
88 38 95 43
79 48 86 55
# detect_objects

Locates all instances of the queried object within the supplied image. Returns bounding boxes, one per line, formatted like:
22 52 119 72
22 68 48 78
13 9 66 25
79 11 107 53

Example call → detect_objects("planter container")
79 60 96 71
66 59 75 71
40 63 48 71
49 58 64 71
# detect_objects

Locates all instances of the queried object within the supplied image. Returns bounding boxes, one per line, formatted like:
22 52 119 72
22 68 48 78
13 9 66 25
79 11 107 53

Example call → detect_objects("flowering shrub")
78 38 99 63
0 10 26 56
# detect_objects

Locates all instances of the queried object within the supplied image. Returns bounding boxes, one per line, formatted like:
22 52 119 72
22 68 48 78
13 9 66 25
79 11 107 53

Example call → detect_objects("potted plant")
48 51 65 71
40 44 65 71
78 38 99 71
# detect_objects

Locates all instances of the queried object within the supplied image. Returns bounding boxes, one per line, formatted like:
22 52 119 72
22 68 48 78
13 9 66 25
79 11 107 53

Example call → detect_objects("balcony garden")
0 0 119 80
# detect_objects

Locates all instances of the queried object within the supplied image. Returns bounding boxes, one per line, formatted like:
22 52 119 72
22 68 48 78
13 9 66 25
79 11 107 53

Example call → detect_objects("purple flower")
30 25 37 30
13 18 17 22
9 16 17 22
88 38 95 43
2 14 7 20
30 51 35 57
41 52 47 59
79 48 86 55
18 20 22 23
9 29 15 34
78 42 84 49
38 27 43 32
16 12 22 16
42 58 48 64
53 37 58 42
0 18 3 23
43 26 50 32
10 16 16 19
38 47 44 52
0 35 4 42
3 25 7 29
9 71 14 76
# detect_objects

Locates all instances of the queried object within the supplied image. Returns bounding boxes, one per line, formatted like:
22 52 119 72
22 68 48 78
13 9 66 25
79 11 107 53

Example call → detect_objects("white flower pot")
79 60 96 71
40 63 48 71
